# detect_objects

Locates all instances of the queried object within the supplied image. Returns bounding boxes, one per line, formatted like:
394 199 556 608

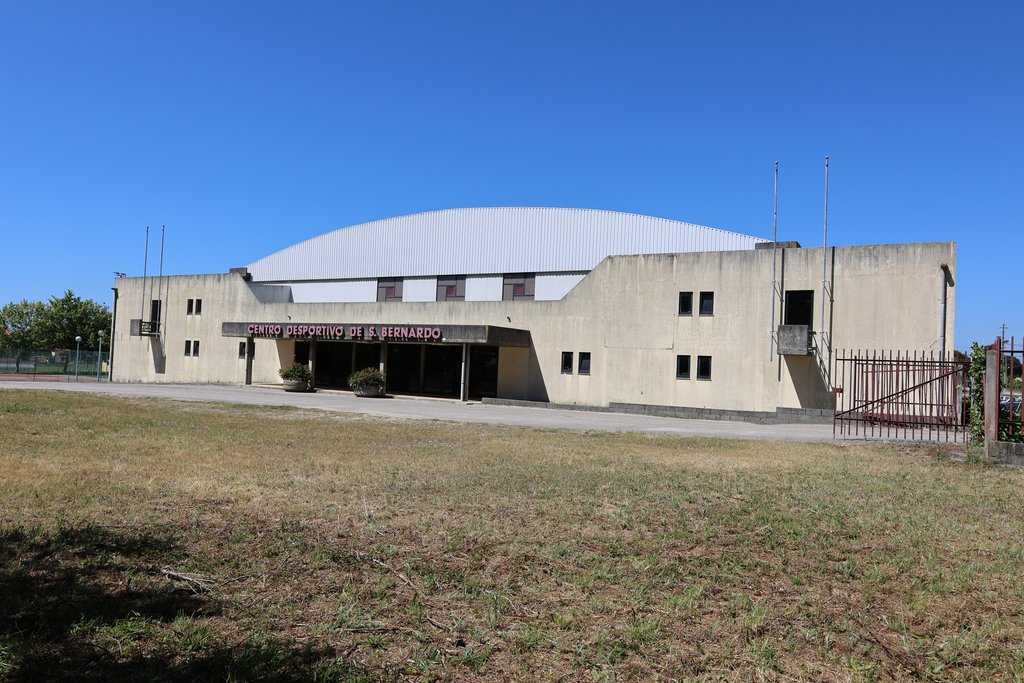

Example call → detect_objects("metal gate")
833 350 969 441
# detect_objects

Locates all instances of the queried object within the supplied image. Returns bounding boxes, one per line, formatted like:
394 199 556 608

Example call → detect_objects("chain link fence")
0 348 111 381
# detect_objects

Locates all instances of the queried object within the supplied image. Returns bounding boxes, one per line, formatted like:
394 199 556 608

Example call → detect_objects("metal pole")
141 226 149 323
770 161 778 357
74 336 82 382
821 155 829 347
97 332 103 381
158 224 165 333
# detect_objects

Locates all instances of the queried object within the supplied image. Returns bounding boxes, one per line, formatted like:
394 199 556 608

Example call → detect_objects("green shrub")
279 362 312 382
347 367 385 390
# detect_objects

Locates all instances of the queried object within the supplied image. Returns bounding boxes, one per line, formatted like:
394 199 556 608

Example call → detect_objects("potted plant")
348 366 386 397
279 362 313 392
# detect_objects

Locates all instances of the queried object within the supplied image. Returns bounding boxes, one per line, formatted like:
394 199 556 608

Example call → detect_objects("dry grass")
1 389 1023 681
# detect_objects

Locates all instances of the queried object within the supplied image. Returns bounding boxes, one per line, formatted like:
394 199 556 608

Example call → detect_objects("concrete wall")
111 242 956 413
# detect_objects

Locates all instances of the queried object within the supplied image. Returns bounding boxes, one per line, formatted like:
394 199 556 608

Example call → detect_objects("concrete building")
109 208 956 419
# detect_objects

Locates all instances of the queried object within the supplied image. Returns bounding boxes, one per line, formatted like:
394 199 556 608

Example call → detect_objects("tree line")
0 291 111 352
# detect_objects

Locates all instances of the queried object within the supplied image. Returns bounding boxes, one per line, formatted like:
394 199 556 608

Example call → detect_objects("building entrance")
312 342 381 389
312 341 499 400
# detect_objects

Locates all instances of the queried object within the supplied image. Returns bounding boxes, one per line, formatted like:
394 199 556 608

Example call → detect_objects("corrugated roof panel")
246 207 768 282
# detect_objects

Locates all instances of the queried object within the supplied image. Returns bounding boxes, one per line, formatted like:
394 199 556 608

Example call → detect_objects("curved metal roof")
246 207 767 282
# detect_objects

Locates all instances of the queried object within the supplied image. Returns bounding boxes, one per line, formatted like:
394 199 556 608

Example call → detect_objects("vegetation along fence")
0 348 110 381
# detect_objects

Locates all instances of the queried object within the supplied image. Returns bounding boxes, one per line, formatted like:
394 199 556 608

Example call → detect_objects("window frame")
195 298 202 315
184 340 192 357
578 352 591 375
678 291 693 316
699 291 715 316
502 273 536 301
377 278 404 303
561 351 574 375
436 275 466 302
676 354 691 379
696 355 712 380
187 298 194 315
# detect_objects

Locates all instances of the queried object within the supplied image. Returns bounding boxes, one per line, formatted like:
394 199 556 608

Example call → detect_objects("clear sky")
1 1 1020 349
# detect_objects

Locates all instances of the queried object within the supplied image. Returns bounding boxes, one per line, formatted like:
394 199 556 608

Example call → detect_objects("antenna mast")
158 225 166 334
141 225 149 323
770 161 779 357
820 156 829 348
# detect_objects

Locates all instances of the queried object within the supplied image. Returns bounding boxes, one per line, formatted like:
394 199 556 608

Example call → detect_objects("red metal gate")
833 349 969 441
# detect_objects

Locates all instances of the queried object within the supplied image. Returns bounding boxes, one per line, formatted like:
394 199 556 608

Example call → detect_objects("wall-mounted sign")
222 322 532 347
237 323 444 342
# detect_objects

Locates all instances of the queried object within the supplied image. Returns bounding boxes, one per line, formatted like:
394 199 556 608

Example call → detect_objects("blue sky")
1 1 1020 349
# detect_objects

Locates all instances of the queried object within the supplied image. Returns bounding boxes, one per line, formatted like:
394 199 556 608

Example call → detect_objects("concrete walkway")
0 380 845 443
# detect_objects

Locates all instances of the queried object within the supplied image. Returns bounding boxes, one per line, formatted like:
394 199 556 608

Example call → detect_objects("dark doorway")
468 346 499 400
784 290 815 327
315 341 352 388
294 341 310 365
386 344 422 394
353 344 380 378
423 345 463 397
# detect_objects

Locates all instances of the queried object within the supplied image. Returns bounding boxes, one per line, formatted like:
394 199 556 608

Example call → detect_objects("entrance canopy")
221 322 531 347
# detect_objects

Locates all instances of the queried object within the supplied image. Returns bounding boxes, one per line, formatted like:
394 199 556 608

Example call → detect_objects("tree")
0 300 47 371
0 300 45 350
35 291 111 350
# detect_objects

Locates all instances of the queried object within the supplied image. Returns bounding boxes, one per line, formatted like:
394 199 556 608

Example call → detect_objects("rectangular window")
503 273 536 301
238 341 247 359
578 352 591 375
678 291 693 316
150 299 162 323
377 278 404 302
784 290 814 327
697 355 712 380
561 351 573 374
436 276 466 301
186 298 194 315
192 340 200 357
699 291 714 316
184 340 192 357
195 298 202 315
676 354 691 379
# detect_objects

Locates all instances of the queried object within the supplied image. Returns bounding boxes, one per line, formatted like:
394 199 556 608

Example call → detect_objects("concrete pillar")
985 348 1000 447
244 337 254 385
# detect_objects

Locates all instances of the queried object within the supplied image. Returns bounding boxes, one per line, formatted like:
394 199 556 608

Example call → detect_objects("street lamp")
74 336 82 382
97 330 104 382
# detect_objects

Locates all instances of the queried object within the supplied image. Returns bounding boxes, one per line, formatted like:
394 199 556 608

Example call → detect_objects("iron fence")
833 349 969 442
991 336 1023 441
0 348 110 381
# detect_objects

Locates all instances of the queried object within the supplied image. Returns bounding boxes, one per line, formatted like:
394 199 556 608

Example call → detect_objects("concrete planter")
283 380 311 393
353 385 385 398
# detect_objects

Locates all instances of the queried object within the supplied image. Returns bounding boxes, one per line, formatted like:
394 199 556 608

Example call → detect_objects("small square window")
184 340 192 357
699 292 714 316
195 299 202 315
186 299 194 315
697 355 712 380
192 340 200 357
503 273 536 301
676 355 691 379
578 352 591 375
238 341 247 359
678 292 693 316
377 279 404 302
436 276 466 301
561 351 574 374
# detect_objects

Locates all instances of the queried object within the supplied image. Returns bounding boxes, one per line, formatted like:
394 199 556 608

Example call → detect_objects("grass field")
1 389 1023 681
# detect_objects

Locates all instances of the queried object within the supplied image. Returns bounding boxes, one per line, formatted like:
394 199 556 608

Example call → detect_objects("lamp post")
74 336 82 382
97 330 104 382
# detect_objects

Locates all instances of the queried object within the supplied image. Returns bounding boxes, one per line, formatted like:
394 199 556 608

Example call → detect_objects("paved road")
0 380 845 443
